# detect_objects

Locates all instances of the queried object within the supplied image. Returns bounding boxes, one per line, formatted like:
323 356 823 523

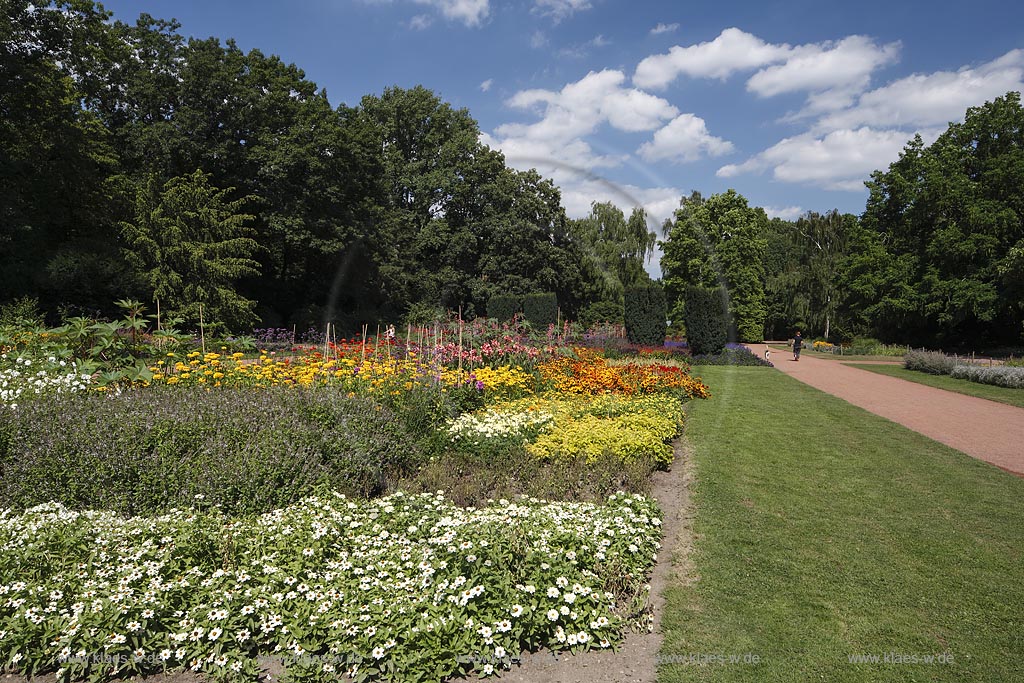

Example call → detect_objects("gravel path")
753 343 1024 476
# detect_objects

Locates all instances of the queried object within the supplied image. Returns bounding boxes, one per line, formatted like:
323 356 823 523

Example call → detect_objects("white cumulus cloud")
496 70 678 150
634 28 795 88
633 29 899 119
717 127 915 191
746 35 900 97
815 49 1024 131
764 206 805 220
650 22 679 36
412 0 489 27
533 0 591 22
638 114 734 163
485 70 682 199
480 78 493 92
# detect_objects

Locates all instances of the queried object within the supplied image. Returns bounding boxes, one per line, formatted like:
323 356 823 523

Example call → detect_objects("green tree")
857 92 1024 345
568 202 656 301
661 190 768 342
1 0 127 314
121 170 261 331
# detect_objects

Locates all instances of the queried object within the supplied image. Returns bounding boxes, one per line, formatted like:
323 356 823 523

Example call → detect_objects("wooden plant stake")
199 303 206 355
458 305 464 375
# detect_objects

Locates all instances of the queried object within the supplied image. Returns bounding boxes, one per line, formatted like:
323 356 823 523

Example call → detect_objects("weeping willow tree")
569 201 656 301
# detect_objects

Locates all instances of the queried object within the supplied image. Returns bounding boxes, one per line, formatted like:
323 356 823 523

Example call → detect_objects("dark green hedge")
0 388 422 515
684 286 728 355
624 283 666 346
523 292 558 328
487 294 521 321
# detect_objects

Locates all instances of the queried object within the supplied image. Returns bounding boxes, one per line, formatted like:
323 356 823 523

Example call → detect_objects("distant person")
793 330 803 361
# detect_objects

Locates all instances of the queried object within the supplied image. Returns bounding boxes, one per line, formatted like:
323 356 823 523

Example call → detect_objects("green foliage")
1 7 604 335
578 299 624 327
403 301 446 326
523 292 558 328
854 92 1024 346
568 202 656 301
684 286 728 355
623 283 667 346
121 170 261 333
487 294 521 322
0 297 42 327
0 388 420 515
660 190 767 342
763 211 859 340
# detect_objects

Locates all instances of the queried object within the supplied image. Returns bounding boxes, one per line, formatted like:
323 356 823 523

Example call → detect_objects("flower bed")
538 349 710 400
0 354 91 407
448 394 686 468
0 490 662 682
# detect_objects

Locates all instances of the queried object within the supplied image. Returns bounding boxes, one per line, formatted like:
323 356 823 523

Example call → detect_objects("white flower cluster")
446 407 554 445
0 354 91 408
950 364 1024 389
0 490 662 682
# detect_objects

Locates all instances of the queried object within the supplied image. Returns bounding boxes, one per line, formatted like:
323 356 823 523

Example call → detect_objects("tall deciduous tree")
856 91 1024 345
661 190 768 341
1 0 126 314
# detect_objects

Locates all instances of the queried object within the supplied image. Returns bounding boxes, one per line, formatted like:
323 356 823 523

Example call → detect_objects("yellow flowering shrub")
482 392 684 467
527 413 676 466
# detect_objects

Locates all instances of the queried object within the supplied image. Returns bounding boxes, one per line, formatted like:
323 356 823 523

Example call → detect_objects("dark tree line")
4 3 1021 348
1 1 651 333
659 93 1024 348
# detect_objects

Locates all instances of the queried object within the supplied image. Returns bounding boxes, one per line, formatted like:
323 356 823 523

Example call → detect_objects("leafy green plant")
0 387 423 515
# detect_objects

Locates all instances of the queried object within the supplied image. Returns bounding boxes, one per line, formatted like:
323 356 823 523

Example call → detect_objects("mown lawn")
659 366 1024 682
845 362 1024 409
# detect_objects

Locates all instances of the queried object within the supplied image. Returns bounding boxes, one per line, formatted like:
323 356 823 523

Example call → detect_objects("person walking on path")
793 330 803 361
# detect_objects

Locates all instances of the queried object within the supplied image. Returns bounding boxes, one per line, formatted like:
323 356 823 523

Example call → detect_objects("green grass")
659 366 1024 682
844 363 1024 409
766 343 904 363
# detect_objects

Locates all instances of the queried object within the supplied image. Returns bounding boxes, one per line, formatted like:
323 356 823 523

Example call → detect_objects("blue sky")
99 0 1024 270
